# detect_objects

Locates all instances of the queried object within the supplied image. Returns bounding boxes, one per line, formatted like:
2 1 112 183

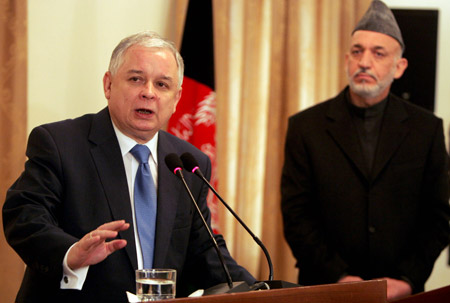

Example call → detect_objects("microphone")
180 152 273 280
164 153 250 295
181 153 299 289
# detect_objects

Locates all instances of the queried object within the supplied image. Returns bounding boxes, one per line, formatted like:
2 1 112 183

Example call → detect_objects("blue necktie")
130 144 157 268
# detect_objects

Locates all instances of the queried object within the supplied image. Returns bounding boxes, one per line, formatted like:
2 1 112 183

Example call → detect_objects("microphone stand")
165 154 250 295
194 169 273 281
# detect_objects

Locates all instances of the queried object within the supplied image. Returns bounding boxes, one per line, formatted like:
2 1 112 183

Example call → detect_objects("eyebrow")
126 69 144 74
352 44 387 51
160 75 174 83
126 70 175 83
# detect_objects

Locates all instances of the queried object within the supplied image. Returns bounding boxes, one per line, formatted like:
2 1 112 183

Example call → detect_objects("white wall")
385 0 450 292
28 0 175 132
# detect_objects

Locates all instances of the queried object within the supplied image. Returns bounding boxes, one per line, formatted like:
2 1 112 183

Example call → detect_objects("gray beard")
347 67 396 99
349 80 388 98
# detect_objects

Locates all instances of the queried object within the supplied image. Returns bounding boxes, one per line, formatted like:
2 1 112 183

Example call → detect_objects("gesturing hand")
67 220 130 270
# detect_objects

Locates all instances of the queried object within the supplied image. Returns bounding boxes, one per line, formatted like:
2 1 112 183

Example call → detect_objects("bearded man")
281 1 450 301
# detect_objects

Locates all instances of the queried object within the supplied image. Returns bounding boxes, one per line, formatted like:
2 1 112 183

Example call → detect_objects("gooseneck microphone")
164 154 232 288
180 152 274 282
164 154 250 295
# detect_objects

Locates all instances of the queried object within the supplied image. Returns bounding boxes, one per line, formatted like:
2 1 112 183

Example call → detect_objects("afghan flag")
168 0 219 232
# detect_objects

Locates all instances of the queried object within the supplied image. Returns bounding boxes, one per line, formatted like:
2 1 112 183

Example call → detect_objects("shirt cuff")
60 243 89 290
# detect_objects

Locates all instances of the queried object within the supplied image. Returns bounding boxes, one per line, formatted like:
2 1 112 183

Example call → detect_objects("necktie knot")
130 144 151 164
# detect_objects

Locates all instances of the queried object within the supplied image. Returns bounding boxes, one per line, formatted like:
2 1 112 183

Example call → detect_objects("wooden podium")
159 280 387 303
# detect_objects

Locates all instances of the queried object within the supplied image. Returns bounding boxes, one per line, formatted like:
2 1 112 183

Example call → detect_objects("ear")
172 88 183 113
103 72 112 100
394 57 408 79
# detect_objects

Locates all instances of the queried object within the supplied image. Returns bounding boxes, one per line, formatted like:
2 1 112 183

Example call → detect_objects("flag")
168 0 219 232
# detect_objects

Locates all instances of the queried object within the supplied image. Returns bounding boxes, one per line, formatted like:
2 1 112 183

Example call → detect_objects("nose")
358 50 372 69
141 82 156 100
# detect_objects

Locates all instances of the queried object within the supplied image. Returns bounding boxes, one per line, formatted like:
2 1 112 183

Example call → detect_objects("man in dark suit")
281 1 450 302
3 31 254 302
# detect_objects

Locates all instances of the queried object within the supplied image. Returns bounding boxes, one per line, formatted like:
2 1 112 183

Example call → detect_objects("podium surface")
160 280 387 303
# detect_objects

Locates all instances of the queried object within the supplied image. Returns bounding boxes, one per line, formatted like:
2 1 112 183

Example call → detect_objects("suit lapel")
326 91 368 179
88 108 138 269
326 91 410 182
371 95 409 181
153 131 183 267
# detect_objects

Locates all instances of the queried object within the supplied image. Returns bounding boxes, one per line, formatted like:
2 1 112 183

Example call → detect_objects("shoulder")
27 108 112 157
390 94 443 127
31 109 106 139
288 90 345 126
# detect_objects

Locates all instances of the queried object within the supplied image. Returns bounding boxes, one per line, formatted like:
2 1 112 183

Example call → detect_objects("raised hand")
67 220 130 270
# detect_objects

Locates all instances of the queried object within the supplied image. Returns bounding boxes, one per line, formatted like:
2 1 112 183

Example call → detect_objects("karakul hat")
353 0 404 50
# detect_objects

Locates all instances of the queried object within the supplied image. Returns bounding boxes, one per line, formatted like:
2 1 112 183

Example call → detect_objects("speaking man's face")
103 45 182 143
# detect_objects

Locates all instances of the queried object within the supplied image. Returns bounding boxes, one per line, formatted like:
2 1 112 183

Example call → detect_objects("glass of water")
135 269 176 301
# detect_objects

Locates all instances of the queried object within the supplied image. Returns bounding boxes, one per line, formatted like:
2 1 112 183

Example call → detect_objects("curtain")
0 0 27 301
213 0 371 282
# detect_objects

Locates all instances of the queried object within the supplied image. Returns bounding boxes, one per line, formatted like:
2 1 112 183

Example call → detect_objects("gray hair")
108 31 184 88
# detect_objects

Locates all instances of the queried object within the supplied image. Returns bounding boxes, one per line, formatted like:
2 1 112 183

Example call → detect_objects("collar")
111 121 159 166
346 91 388 119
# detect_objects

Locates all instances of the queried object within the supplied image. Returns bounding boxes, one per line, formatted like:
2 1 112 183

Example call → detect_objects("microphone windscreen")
164 153 183 174
180 152 199 172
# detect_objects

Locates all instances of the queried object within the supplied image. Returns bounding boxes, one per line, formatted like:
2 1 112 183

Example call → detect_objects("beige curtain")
213 0 371 282
0 0 27 301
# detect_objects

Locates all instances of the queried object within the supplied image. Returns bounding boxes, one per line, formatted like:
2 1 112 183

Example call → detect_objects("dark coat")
3 107 254 303
281 87 450 293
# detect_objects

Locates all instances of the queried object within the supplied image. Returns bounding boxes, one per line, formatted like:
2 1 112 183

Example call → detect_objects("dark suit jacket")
281 87 450 293
3 107 254 303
